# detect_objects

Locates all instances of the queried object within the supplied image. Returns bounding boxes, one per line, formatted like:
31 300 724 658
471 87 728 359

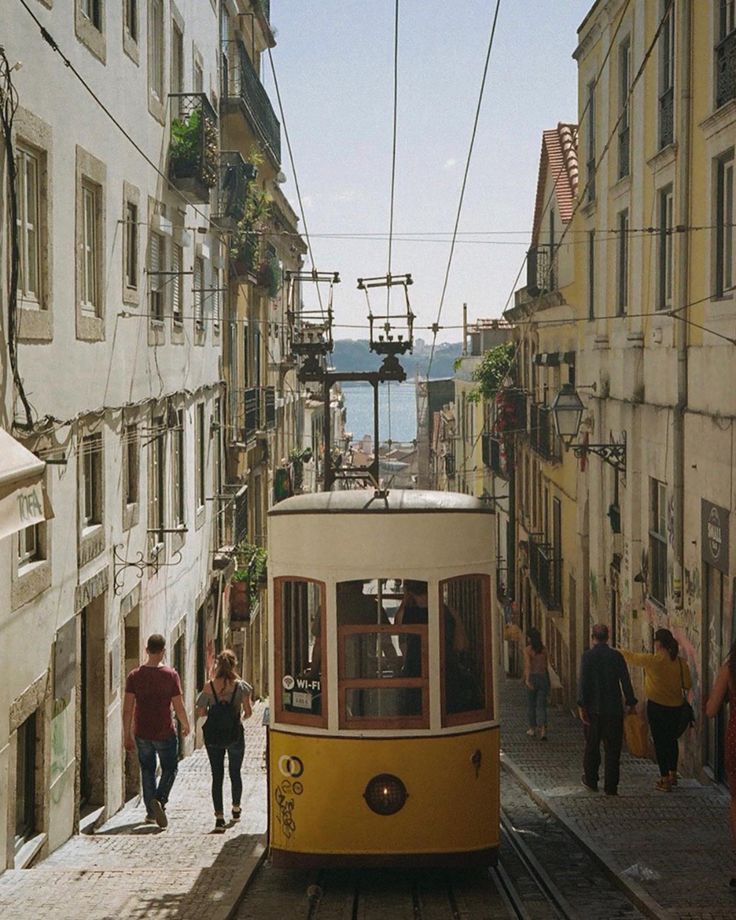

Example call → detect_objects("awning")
0 429 54 541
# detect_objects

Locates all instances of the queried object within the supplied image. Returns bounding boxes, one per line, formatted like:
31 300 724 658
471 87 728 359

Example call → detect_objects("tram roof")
269 489 491 516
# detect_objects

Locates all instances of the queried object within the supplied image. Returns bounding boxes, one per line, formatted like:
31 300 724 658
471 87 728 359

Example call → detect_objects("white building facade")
1 1 225 867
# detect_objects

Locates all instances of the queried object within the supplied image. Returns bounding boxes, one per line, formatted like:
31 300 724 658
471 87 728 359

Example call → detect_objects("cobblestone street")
1 690 734 919
0 704 267 920
500 677 734 920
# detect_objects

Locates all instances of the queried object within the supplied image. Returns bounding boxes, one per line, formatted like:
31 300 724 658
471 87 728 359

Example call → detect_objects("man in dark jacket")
577 623 637 796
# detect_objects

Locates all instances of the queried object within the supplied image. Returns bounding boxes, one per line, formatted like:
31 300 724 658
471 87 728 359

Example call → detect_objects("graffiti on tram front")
274 778 303 839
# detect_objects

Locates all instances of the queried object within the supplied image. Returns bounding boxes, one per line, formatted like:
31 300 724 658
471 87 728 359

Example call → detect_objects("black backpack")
202 681 240 747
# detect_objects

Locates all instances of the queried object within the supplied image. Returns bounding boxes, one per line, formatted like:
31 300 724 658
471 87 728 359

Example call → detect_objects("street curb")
221 835 268 920
500 753 668 920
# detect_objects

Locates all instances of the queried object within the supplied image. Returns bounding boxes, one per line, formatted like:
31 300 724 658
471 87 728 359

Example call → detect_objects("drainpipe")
462 303 468 356
673 0 691 613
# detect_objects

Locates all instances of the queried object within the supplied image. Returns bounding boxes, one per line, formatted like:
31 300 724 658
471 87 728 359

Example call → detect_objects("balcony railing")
716 29 736 109
658 86 674 149
244 386 260 437
223 40 281 166
482 433 505 477
264 386 276 429
216 152 258 227
168 93 218 203
529 403 559 461
529 535 562 610
526 246 558 297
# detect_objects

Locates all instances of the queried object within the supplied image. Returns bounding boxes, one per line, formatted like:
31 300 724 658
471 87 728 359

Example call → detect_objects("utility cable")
425 0 502 381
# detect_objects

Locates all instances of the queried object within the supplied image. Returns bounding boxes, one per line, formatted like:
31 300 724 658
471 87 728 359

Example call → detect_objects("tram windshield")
338 579 427 727
439 575 492 724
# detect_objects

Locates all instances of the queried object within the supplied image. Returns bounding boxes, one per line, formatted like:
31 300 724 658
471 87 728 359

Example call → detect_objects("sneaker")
231 806 242 822
152 798 168 828
581 775 598 793
214 816 226 833
654 777 672 792
144 815 157 825
526 728 536 737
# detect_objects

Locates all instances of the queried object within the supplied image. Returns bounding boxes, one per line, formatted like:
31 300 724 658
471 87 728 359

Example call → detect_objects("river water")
341 381 417 444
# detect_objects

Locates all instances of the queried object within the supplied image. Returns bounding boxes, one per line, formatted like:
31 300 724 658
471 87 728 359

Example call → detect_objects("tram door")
704 563 727 782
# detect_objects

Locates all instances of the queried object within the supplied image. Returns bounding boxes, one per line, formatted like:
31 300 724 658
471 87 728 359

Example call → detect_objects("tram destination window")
277 578 326 726
338 578 428 728
439 575 492 725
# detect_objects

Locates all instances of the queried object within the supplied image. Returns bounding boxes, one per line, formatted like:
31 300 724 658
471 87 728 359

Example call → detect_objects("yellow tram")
266 489 500 868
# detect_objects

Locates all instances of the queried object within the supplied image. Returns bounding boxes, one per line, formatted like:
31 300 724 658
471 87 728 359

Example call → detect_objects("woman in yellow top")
622 628 692 791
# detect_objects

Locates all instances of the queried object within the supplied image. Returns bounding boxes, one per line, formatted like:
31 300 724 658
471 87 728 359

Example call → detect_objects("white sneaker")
526 728 536 737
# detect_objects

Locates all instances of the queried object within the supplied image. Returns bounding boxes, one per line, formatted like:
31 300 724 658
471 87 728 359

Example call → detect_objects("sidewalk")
500 677 734 920
0 703 268 920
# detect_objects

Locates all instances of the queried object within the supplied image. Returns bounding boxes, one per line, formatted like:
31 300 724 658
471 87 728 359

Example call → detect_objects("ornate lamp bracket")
113 538 185 596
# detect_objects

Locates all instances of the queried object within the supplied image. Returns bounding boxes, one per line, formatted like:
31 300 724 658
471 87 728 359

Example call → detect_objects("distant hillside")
331 339 462 380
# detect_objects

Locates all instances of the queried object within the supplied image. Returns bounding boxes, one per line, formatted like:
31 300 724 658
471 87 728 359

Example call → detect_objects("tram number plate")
291 690 313 710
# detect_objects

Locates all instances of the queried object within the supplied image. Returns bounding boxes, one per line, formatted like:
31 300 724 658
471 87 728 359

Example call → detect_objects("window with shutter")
172 243 183 324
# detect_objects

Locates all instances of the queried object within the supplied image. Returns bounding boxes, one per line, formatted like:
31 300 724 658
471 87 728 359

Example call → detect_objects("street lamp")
550 383 626 472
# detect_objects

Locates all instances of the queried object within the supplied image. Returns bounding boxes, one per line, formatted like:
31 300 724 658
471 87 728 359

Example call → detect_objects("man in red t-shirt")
123 634 190 827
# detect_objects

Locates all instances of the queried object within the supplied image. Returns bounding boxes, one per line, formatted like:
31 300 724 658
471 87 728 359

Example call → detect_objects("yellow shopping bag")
624 712 649 758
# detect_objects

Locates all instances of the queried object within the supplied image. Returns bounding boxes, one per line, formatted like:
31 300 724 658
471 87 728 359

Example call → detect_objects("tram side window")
338 578 427 727
278 579 325 723
439 575 492 724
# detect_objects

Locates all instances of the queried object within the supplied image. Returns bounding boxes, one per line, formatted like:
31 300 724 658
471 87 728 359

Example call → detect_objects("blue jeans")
135 735 179 816
527 672 550 728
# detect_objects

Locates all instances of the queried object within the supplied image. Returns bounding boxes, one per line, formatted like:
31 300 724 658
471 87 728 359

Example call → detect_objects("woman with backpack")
196 649 253 832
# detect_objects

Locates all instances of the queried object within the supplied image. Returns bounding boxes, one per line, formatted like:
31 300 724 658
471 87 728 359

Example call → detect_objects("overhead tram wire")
266 45 325 317
17 0 233 243
425 0 502 381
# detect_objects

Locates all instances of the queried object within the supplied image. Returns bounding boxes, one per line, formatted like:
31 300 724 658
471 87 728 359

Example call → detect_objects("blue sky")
266 1 593 342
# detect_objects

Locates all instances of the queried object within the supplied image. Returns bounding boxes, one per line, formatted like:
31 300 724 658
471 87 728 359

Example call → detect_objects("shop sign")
702 499 730 574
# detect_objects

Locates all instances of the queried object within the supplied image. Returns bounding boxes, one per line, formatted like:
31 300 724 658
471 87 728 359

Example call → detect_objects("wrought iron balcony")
264 386 276 429
168 93 218 203
222 40 281 166
216 152 258 227
529 535 561 610
658 86 674 149
529 403 559 462
482 433 505 477
716 28 736 109
244 386 260 438
526 246 558 297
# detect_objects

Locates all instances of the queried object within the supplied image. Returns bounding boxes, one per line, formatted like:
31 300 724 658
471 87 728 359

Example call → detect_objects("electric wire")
425 0 502 381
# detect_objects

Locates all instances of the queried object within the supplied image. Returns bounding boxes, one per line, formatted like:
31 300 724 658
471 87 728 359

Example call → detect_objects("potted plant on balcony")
257 254 283 298
229 541 268 622
169 109 218 193
230 184 271 278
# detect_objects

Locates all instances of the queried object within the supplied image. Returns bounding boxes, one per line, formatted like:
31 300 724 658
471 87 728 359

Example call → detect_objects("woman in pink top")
524 627 550 740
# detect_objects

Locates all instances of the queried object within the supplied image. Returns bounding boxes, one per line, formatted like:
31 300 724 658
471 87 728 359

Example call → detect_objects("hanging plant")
467 342 515 404
169 109 217 188
258 255 282 297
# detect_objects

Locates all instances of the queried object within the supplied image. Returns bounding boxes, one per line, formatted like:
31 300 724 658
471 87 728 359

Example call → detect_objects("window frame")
81 432 103 530
15 145 41 305
618 37 631 180
439 574 493 728
657 185 674 310
171 242 183 326
195 402 206 511
658 0 675 149
616 209 629 315
172 409 186 529
149 415 166 552
81 182 100 315
586 80 596 202
193 255 205 331
148 230 166 323
14 712 37 846
148 0 165 109
587 230 596 320
17 524 40 568
714 151 734 298
81 0 102 32
123 423 139 508
649 479 667 607
124 201 138 292
124 0 137 43
274 577 327 729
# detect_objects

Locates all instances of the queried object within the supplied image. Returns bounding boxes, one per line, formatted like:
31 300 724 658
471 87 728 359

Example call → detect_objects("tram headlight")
363 773 408 816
